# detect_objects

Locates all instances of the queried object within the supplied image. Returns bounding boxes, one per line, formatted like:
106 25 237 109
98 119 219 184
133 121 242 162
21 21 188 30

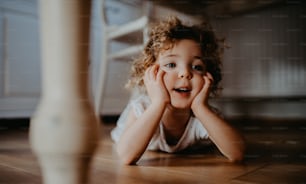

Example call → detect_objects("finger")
148 65 156 80
143 71 149 86
151 65 160 80
206 72 214 82
203 75 212 91
144 67 150 81
144 66 154 84
154 65 159 78
156 67 165 82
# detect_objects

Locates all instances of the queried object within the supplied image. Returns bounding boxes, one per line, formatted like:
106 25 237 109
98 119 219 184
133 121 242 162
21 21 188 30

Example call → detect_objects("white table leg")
30 0 100 184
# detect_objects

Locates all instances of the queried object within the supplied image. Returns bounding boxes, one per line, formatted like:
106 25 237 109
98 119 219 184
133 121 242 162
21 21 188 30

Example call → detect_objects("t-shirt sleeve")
110 95 150 143
193 118 209 140
110 102 132 143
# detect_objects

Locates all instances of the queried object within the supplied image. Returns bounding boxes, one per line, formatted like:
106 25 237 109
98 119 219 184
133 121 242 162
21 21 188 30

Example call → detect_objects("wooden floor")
1 119 306 184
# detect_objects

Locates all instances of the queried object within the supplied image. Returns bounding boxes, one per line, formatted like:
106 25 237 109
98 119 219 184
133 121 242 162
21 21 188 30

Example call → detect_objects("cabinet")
0 0 41 118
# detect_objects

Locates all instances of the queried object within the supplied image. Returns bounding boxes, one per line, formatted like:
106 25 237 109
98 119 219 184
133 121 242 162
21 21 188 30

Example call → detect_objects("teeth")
179 88 188 91
175 88 190 92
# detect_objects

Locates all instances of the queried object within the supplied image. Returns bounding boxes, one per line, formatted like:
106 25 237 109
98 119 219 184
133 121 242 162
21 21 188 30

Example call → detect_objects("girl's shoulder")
130 92 150 105
129 92 151 117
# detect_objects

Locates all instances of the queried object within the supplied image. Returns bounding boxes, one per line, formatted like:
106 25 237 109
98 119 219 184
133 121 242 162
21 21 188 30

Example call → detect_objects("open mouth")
174 87 191 93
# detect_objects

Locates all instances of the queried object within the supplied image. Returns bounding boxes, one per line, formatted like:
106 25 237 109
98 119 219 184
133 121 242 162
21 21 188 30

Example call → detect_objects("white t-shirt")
110 94 211 153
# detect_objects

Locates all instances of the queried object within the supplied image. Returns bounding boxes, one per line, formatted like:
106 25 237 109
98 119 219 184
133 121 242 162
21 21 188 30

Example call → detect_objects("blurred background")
0 0 305 121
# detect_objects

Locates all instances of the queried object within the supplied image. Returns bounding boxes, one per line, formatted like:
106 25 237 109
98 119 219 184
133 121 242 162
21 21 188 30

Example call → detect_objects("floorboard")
1 120 306 184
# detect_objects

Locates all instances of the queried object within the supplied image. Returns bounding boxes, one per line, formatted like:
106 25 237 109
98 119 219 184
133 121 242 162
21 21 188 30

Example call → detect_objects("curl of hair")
126 16 224 97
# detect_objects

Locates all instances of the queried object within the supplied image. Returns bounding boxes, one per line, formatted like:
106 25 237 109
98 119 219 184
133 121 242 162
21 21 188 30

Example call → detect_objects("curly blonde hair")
126 16 224 96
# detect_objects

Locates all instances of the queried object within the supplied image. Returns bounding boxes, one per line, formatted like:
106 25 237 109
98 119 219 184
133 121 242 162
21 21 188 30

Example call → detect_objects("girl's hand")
143 65 170 105
191 72 214 111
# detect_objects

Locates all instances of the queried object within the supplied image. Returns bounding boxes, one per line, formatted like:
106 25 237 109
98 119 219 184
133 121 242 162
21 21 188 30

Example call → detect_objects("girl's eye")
192 65 205 72
165 63 176 68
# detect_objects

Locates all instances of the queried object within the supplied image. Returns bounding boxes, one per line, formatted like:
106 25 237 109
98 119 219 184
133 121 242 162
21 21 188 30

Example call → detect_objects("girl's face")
157 39 206 109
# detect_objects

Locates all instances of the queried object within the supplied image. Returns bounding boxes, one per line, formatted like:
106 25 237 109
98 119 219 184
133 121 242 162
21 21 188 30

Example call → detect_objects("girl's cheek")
196 76 205 91
160 66 171 73
162 72 169 84
162 73 173 91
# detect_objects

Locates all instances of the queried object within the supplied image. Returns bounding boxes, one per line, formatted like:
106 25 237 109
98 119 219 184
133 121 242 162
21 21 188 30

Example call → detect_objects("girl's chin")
169 102 192 110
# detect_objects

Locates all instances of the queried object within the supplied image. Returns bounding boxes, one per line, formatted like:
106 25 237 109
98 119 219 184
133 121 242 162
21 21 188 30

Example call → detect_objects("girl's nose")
178 67 192 79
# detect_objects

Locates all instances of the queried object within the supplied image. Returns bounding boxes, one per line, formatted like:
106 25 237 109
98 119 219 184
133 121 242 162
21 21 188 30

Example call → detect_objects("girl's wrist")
150 99 168 110
192 103 211 117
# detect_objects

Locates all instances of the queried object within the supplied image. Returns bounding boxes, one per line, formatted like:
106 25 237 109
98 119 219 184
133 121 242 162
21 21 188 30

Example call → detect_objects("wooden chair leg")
30 1 100 184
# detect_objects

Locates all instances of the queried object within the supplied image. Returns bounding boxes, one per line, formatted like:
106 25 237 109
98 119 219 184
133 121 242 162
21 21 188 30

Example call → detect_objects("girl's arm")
116 101 167 165
192 73 245 162
193 106 245 162
117 65 170 165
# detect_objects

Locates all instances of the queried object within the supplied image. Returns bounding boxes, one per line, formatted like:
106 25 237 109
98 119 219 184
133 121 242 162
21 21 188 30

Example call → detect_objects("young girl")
111 16 245 165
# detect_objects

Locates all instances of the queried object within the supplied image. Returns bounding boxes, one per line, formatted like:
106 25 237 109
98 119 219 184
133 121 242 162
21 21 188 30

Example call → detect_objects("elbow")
121 159 135 165
119 155 138 165
228 143 246 163
116 145 140 165
228 152 245 163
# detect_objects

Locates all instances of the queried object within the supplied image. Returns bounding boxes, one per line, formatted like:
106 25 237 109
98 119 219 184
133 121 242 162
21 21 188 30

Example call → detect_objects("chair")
95 0 150 115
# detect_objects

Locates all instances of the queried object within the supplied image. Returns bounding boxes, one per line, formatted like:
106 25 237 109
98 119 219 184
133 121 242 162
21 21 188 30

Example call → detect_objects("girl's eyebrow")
160 54 178 59
161 54 203 60
194 56 203 60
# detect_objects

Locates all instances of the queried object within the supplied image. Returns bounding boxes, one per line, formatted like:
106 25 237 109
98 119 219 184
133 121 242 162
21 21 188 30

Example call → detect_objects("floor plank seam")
0 163 38 176
230 163 269 181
